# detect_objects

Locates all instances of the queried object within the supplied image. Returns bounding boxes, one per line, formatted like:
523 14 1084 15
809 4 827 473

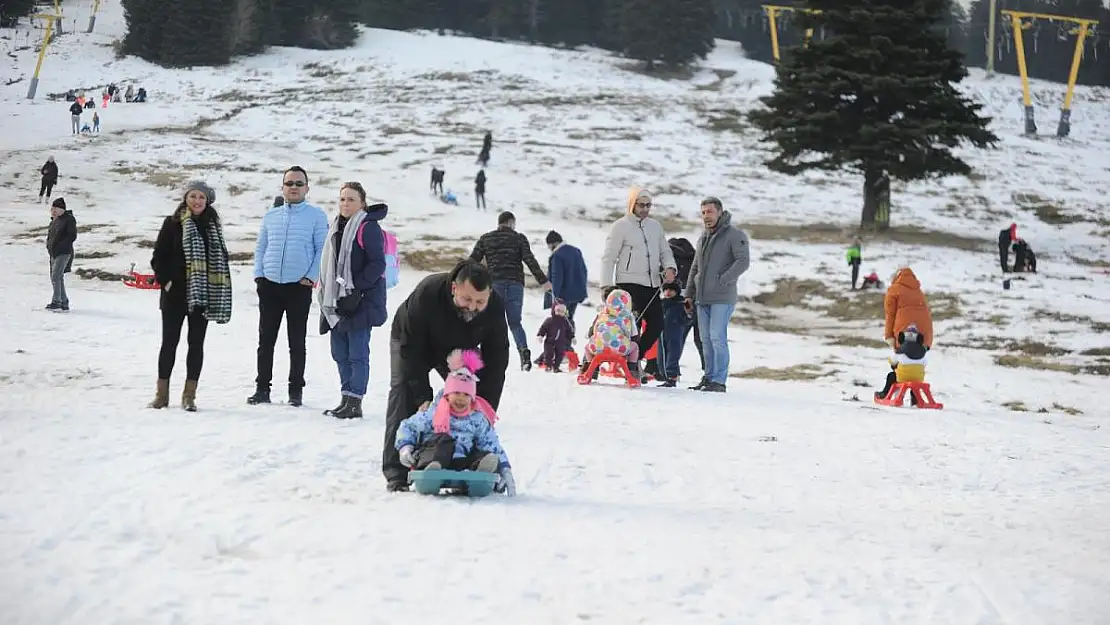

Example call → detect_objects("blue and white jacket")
395 391 512 470
253 201 329 284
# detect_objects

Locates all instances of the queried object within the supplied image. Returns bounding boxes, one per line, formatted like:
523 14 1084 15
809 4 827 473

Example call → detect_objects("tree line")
2 0 1107 85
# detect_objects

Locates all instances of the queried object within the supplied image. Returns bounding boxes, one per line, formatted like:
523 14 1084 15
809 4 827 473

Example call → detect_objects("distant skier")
475 169 486 209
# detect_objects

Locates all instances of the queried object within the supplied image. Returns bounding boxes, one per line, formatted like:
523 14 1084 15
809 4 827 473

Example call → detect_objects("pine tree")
0 0 37 27
657 0 715 65
122 0 163 61
748 0 998 228
159 0 232 66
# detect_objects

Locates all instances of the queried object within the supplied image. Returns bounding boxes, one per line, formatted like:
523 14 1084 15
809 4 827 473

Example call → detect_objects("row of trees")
719 0 1110 86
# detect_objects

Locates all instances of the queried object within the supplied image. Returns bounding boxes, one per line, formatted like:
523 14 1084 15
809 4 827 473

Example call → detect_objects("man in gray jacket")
683 197 750 392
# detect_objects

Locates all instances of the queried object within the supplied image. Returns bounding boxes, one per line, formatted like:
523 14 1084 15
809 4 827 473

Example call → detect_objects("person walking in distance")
684 197 750 392
45 198 76 311
69 101 82 135
39 156 58 203
475 169 487 209
148 181 233 411
248 166 329 407
470 211 552 370
600 187 677 377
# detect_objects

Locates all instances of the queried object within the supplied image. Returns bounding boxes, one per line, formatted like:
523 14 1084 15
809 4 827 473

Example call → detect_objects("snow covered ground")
1 2 1109 624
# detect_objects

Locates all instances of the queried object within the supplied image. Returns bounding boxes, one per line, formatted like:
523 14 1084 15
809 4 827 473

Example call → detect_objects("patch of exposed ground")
404 246 470 272
731 363 838 381
1002 400 1084 415
824 336 889 349
737 222 990 252
74 250 114 260
227 251 253 263
749 277 963 322
75 268 129 282
1011 192 1092 225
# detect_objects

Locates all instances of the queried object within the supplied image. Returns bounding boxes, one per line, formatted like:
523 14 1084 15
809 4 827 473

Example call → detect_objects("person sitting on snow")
395 348 516 496
875 324 928 404
537 300 574 372
580 288 641 379
441 190 458 205
860 270 883 290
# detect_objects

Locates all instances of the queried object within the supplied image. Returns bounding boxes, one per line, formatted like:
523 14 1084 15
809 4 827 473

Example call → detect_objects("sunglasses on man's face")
284 181 306 188
635 202 652 208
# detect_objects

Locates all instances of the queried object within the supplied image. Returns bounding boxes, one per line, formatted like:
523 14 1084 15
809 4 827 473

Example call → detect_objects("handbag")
336 289 363 317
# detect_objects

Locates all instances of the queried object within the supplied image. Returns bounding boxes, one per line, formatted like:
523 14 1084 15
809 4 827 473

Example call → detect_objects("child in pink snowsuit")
581 288 641 376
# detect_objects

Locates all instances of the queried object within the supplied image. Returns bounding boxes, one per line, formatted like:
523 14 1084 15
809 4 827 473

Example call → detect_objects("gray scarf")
318 211 367 328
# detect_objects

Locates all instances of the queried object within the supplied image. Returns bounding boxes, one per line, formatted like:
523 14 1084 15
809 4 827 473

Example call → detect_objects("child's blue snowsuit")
395 390 512 471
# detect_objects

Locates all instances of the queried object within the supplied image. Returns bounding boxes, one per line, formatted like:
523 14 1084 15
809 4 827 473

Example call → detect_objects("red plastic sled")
122 263 160 290
874 381 943 409
578 348 640 388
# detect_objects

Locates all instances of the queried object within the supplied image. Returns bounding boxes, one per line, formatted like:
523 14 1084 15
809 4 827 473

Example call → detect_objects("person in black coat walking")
381 260 510 492
475 169 487 209
39 156 58 202
45 197 76 311
148 181 233 412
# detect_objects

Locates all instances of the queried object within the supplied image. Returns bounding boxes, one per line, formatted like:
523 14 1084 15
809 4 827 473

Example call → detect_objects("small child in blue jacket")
395 349 516 496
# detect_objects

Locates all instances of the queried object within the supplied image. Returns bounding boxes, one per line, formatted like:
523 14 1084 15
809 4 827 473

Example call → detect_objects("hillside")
1 2 1109 624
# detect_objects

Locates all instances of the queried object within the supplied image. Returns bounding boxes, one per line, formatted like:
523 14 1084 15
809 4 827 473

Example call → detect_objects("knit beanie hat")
434 349 499 434
183 180 216 205
51 197 66 210
545 230 563 245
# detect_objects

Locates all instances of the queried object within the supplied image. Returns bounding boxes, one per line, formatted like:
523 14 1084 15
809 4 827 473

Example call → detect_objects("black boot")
688 376 708 390
323 396 350 416
288 384 303 407
520 347 532 371
247 386 271 405
875 371 897 400
332 397 362 419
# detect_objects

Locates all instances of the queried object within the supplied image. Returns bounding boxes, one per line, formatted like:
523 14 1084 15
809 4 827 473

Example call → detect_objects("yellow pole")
51 0 63 34
87 0 102 33
1009 14 1036 135
767 7 781 62
1056 23 1090 138
26 16 55 100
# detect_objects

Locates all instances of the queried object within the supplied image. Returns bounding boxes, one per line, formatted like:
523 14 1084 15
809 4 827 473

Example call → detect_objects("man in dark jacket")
381 260 510 492
475 169 487 209
998 223 1016 273
45 197 77 311
470 211 551 370
40 156 58 202
68 101 82 135
542 230 588 325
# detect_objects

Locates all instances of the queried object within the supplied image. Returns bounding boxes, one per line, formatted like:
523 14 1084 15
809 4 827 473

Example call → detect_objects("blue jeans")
493 281 527 350
696 303 735 384
657 299 693 379
330 326 371 398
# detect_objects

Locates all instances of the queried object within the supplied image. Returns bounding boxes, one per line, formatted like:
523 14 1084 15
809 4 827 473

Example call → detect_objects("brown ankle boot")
182 379 198 412
148 379 170 409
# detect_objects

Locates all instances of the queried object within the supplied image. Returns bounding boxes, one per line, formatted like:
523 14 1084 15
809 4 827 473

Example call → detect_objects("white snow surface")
1 2 1110 624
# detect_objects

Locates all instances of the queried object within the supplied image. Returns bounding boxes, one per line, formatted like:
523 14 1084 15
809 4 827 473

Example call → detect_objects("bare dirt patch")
738 222 989 252
994 354 1081 374
750 277 963 323
74 250 114 260
227 251 253 263
1032 309 1110 333
404 246 469 272
75 268 129 282
1011 192 1086 225
731 363 837 381
824 335 888 349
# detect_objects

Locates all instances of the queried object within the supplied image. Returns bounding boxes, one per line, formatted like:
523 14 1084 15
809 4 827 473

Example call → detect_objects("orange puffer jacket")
884 268 934 348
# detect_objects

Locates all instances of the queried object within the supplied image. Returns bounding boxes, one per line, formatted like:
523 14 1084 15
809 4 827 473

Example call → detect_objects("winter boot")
323 396 350 417
520 347 532 371
626 359 642 381
688 376 709 391
181 379 198 412
288 384 303 407
148 379 170 409
475 454 499 473
247 386 271 405
332 397 363 419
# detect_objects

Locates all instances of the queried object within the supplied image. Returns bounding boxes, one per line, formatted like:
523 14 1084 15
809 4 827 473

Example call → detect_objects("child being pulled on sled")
395 349 516 495
875 323 928 405
580 287 641 379
537 299 574 372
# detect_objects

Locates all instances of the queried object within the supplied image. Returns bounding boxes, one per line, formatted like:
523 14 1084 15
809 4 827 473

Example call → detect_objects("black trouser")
476 189 486 209
413 433 492 470
998 242 1009 273
383 338 433 485
255 279 312 390
617 282 663 359
159 307 209 380
850 259 861 289
542 342 565 368
39 179 55 198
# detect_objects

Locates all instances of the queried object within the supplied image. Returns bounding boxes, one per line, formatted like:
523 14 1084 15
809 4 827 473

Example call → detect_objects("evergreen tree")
658 0 715 65
0 0 37 27
158 0 232 66
121 0 164 62
748 0 998 228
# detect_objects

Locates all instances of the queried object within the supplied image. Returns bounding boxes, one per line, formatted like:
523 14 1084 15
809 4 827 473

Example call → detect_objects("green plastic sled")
409 469 499 497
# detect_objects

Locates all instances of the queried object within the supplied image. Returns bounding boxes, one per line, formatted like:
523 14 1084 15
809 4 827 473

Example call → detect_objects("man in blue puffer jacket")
248 166 329 406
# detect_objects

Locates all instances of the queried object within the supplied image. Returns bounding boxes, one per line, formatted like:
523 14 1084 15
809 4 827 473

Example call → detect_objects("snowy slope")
1 2 1109 624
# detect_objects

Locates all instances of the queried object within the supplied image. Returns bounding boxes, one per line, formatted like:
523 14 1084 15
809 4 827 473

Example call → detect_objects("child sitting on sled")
580 288 641 378
874 323 928 404
537 300 574 372
395 349 516 496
